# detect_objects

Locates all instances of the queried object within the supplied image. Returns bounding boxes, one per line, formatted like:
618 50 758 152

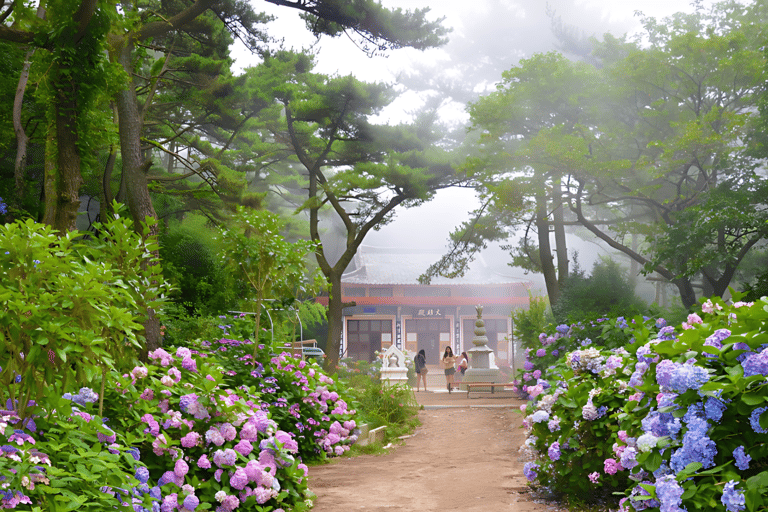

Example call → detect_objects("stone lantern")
461 305 500 389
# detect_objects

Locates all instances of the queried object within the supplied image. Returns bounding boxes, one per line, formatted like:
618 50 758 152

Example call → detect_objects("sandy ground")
308 389 567 512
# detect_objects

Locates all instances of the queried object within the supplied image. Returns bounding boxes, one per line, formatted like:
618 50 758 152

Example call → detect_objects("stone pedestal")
380 345 409 386
461 305 500 389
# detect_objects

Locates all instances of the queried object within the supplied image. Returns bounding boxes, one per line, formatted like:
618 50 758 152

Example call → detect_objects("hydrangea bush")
180 336 359 463
520 296 768 511
101 344 326 512
0 393 140 510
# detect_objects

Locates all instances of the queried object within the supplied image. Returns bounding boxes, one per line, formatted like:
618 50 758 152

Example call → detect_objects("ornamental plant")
520 296 768 512
0 208 169 420
102 345 314 512
0 392 141 510
178 335 359 464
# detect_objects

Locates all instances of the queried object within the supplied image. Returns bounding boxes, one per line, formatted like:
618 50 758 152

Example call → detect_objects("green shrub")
160 227 233 316
552 258 646 323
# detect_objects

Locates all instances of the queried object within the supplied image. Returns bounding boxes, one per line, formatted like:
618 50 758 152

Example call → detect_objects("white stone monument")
461 305 501 389
380 345 409 386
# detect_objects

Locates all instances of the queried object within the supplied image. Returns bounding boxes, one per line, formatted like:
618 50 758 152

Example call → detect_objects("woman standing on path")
442 346 457 393
456 351 469 382
414 349 428 391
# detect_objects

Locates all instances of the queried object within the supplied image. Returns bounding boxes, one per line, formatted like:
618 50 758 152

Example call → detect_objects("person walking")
442 346 457 393
414 349 428 392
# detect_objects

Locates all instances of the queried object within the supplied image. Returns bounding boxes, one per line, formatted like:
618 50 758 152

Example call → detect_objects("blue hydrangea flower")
703 329 731 358
742 348 768 377
556 324 570 335
721 481 745 512
704 397 727 422
668 363 709 393
656 318 667 328
620 447 639 470
657 326 676 341
669 417 717 473
750 407 768 434
733 446 751 471
656 359 680 388
0 197 7 215
655 474 684 512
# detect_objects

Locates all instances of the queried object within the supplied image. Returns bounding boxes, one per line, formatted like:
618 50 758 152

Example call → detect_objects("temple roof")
342 245 531 286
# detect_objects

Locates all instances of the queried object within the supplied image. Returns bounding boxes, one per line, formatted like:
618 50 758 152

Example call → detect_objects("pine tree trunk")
323 272 343 373
113 39 161 353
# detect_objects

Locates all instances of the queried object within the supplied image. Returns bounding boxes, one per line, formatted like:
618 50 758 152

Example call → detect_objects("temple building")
316 245 533 366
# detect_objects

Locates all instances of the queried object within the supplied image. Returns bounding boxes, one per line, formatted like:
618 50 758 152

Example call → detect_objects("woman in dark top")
414 349 428 392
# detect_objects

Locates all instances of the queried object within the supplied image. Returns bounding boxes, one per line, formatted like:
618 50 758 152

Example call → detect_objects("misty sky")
234 0 716 284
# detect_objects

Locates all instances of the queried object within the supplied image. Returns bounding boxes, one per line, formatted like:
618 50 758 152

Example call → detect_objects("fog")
235 0 719 300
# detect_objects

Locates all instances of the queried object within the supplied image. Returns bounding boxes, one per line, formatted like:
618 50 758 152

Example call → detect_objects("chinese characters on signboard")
415 308 442 317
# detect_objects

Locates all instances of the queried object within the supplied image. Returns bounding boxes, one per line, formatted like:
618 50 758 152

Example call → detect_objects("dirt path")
308 395 566 512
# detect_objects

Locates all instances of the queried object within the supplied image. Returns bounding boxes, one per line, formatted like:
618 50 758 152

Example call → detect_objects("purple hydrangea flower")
742 348 768 377
750 407 768 434
721 481 746 512
523 461 539 482
182 494 199 510
733 446 751 470
135 467 149 484
548 441 561 461
655 474 684 512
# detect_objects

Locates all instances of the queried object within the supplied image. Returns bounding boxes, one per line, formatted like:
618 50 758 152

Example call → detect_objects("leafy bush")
552 258 646 323
512 293 553 351
520 296 768 511
0 208 168 418
160 227 233 316
0 396 140 510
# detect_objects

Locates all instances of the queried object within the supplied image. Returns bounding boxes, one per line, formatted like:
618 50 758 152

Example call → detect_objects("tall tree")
423 52 596 303
253 52 461 371
433 1 768 309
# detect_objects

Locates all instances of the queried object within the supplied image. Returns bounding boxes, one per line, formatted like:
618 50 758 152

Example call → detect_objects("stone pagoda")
461 305 501 388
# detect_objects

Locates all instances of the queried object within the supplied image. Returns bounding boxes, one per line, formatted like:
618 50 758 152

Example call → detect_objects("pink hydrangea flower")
181 432 201 448
176 347 192 359
131 366 149 379
140 388 154 400
168 367 182 383
197 454 211 469
234 440 253 456
604 458 621 475
220 423 237 441
182 357 197 372
229 468 249 490
174 459 189 478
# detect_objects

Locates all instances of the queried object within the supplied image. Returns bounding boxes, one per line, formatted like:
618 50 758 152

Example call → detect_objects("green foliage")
552 258 645 324
160 225 233 316
512 293 553 351
349 381 418 435
215 206 324 355
0 207 169 417
0 398 139 511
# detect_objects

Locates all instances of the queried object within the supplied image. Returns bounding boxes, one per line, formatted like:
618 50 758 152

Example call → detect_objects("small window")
370 287 393 297
344 287 366 297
